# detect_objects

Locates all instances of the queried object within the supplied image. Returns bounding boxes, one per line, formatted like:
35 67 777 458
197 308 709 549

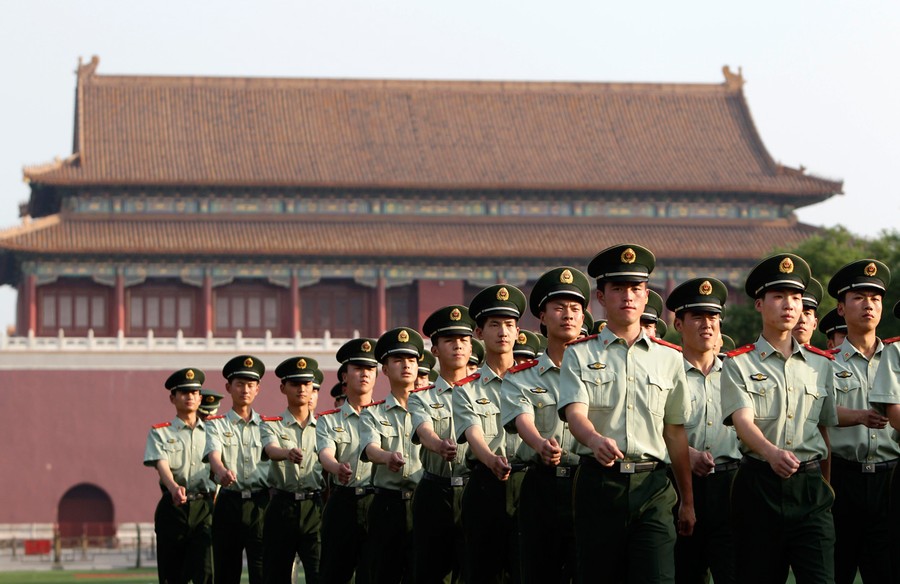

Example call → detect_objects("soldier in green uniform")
204 355 270 584
501 266 590 583
666 278 740 584
641 289 668 338
316 338 377 584
454 284 526 583
198 388 224 420
869 300 900 580
409 305 474 584
721 253 838 584
819 308 849 350
468 338 485 375
144 367 214 584
260 356 325 584
512 330 542 364
824 260 897 583
359 327 426 583
417 350 437 389
558 244 694 584
792 278 823 345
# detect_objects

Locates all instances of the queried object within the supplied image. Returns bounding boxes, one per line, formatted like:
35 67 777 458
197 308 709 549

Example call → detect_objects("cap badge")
699 281 713 295
621 248 636 264
497 287 510 301
779 257 794 274
449 308 462 321
204 395 214 403
749 373 768 382
560 269 574 284
418 353 424 362
598 322 607 331
361 341 372 353
517 332 527 345
185 369 195 380
398 330 410 343
297 358 307 370
864 262 877 277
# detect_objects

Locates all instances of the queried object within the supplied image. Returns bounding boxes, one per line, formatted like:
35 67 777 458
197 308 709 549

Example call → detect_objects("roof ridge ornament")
722 65 744 91
77 56 100 80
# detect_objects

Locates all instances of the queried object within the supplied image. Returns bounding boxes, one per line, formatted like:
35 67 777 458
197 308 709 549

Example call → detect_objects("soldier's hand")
490 455 512 481
216 468 237 488
439 438 458 462
337 462 353 485
677 501 696 536
387 451 406 473
767 448 800 478
688 447 715 477
588 434 624 466
860 409 889 429
539 438 562 466
288 448 304 465
169 485 188 506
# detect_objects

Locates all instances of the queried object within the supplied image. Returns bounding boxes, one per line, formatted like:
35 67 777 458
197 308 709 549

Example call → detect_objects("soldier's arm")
514 414 561 466
817 425 831 482
662 423 695 536
564 402 623 465
730 408 799 478
318 447 352 484
155 459 187 505
463 424 511 480
884 405 900 432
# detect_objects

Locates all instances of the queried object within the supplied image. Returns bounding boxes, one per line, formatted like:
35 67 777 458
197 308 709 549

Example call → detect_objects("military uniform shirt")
315 401 373 488
203 409 269 491
683 357 741 464
557 327 689 462
260 408 324 492
868 340 900 432
144 417 215 493
500 352 580 466
360 393 423 490
830 338 900 462
721 336 838 462
408 376 468 477
453 365 508 465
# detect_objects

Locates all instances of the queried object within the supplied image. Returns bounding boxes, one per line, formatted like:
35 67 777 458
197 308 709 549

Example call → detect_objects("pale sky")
0 1 897 331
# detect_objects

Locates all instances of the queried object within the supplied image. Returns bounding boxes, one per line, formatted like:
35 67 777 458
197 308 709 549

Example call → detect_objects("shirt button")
244 457 249 462
786 440 792 445
872 434 877 439
787 414 793 419
627 405 633 410
787 387 793 392
707 421 713 426
628 377 634 381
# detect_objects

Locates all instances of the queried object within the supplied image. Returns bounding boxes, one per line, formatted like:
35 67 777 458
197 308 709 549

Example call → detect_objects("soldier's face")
597 281 647 327
170 389 201 414
226 377 260 407
675 311 720 354
640 319 658 338
281 379 312 408
756 289 803 332
415 372 431 388
827 331 847 350
476 317 518 356
791 308 817 344
432 335 471 369
540 298 584 342
345 364 376 395
382 355 417 387
310 389 319 411
838 290 882 333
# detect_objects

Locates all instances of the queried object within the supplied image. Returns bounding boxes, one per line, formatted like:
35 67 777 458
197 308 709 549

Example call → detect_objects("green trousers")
411 475 465 584
360 490 414 584
517 465 576 584
461 464 509 583
154 493 213 584
212 490 269 584
319 486 373 584
263 491 323 584
672 468 736 584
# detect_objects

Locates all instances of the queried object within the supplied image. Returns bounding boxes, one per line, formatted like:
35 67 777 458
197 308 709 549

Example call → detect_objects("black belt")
218 488 268 500
160 487 214 501
510 463 529 473
712 461 740 473
331 485 375 497
833 457 900 474
373 487 415 500
741 456 821 474
274 489 321 501
532 463 578 478
422 471 468 487
580 457 663 474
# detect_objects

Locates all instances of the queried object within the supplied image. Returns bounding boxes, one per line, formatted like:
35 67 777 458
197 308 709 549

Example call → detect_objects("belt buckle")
862 463 876 474
709 465 716 474
402 491 413 500
241 490 251 499
294 492 304 501
450 476 464 487
620 462 635 474
556 466 571 478
354 487 366 496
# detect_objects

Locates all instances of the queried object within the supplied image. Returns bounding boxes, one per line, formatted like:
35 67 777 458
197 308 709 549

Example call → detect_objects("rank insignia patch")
588 363 606 370
749 373 768 382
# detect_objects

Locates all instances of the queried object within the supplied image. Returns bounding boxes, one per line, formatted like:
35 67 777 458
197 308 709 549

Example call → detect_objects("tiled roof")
0 213 819 263
23 58 840 198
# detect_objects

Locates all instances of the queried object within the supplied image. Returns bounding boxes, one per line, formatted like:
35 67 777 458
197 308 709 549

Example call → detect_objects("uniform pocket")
164 442 186 470
803 383 826 423
746 380 777 420
581 368 616 410
647 376 673 417
684 397 701 428
833 379 860 408
530 392 559 435
472 401 500 438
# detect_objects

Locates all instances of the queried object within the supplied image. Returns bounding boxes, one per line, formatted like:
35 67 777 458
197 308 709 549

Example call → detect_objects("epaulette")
411 384 435 393
508 359 539 374
826 347 841 354
566 334 597 346
726 344 755 358
884 336 900 345
803 344 835 360
454 372 481 386
206 415 226 420
649 336 682 352
260 416 283 422
363 399 385 408
151 421 171 429
316 407 341 418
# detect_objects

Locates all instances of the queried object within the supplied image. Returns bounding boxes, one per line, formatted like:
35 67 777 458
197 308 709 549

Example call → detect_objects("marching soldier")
666 278 739 584
261 356 325 584
468 338 485 375
204 355 270 584
409 305 475 583
144 367 214 584
792 278 823 345
642 289 668 338
512 330 542 364
826 260 897 583
359 327 426 583
558 244 694 583
454 284 526 583
721 254 838 584
819 308 849 350
198 388 224 420
501 267 590 583
316 338 377 584
417 350 437 389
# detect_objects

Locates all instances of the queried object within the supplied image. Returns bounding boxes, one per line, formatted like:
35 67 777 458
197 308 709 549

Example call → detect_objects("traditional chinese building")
0 57 840 530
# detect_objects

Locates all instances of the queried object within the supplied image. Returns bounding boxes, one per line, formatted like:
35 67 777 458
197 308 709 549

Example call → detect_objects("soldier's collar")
283 408 315 427
683 355 722 374
837 336 884 362
754 335 801 360
385 392 405 410
479 364 503 384
536 351 558 375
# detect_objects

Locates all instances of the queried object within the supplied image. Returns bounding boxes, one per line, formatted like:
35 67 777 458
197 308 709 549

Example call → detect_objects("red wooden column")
291 273 300 336
115 271 125 335
203 272 213 336
376 274 387 335
25 274 37 336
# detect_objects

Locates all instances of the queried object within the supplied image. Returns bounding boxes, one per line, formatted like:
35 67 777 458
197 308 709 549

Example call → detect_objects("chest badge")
223 432 234 438
835 371 853 379
588 363 606 370
429 403 444 409
380 420 393 427
167 438 175 443
475 398 491 405
530 387 548 394
749 373 768 382
334 427 345 433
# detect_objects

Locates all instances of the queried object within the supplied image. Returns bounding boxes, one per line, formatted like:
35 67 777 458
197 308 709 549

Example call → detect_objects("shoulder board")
411 384 435 393
508 359 539 374
316 407 341 418
803 344 835 360
260 416 283 422
883 336 900 345
454 372 481 386
363 399 385 408
649 336 682 352
826 347 841 354
726 344 755 359
566 334 597 346
206 415 226 420
151 421 171 429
